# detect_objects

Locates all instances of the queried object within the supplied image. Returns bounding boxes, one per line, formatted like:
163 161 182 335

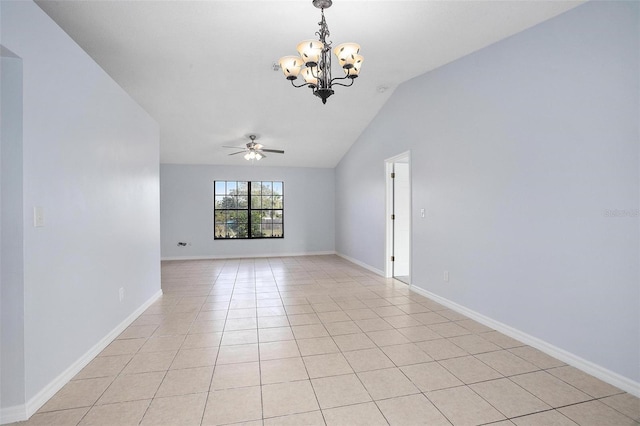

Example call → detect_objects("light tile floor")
15 255 639 425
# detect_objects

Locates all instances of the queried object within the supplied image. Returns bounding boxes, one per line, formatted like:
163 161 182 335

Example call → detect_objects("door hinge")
391 172 395 178
391 214 395 220
391 256 395 262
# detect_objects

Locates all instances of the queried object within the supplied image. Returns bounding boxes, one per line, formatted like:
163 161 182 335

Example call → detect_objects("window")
214 181 284 239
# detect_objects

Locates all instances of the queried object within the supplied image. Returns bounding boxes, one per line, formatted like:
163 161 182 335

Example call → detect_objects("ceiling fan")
223 134 284 161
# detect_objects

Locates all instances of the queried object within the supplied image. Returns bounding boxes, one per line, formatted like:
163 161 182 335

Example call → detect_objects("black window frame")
214 180 284 239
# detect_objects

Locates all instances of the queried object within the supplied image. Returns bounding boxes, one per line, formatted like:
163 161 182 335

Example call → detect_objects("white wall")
1 1 161 420
161 164 335 259
336 1 639 387
1 48 25 413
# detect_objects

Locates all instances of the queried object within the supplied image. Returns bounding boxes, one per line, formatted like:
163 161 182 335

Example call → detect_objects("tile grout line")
29 256 638 426
199 259 232 426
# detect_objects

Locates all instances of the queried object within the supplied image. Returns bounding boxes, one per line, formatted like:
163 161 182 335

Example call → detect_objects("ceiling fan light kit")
278 0 363 104
244 151 263 161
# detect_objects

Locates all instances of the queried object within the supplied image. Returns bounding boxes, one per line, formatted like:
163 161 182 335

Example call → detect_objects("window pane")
215 181 226 195
251 195 261 209
261 210 273 237
236 225 248 238
273 182 283 196
215 210 227 238
237 181 248 195
273 223 283 237
251 210 262 225
225 211 235 238
236 210 248 238
237 210 248 223
237 196 248 208
273 210 283 223
251 211 261 236
215 223 226 238
261 196 273 209
262 181 272 194
261 210 273 225
215 211 227 225
273 196 283 209
226 181 237 195
251 182 261 195
215 196 227 209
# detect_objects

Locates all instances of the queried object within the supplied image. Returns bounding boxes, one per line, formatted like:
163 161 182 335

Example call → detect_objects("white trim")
0 405 27 425
0 289 163 425
410 285 640 398
385 151 412 164
335 252 384 276
161 251 336 261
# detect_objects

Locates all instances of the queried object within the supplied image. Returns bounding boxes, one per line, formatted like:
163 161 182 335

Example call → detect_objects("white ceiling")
36 0 583 168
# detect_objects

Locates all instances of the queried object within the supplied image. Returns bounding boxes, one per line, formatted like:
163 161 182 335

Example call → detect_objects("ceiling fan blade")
228 151 245 156
222 145 245 149
261 149 285 154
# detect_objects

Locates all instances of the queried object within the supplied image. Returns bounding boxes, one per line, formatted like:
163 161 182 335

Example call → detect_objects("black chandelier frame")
283 0 360 104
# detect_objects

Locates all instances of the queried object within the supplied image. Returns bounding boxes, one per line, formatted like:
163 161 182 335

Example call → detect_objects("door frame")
384 151 411 282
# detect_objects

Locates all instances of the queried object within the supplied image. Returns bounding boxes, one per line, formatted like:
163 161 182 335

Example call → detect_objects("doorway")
385 152 411 284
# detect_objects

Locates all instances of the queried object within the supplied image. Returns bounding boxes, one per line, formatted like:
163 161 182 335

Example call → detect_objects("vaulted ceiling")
36 0 583 168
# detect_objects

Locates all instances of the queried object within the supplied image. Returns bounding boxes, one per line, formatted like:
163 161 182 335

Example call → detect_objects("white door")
393 162 410 281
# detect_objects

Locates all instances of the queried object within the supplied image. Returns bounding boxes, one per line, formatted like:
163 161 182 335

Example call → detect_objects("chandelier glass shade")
278 0 363 104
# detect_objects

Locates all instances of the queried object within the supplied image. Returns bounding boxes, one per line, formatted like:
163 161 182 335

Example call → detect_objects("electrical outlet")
444 271 449 282
119 287 124 302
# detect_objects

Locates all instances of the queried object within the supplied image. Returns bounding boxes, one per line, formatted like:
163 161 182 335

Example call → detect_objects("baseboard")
0 289 163 425
0 404 27 425
335 252 385 276
409 285 640 398
161 251 337 261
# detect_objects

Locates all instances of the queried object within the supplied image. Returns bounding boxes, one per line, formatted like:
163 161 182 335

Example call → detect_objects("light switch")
420 208 425 218
34 206 45 227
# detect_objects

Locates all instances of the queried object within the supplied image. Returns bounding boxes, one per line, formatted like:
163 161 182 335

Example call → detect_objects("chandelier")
278 0 363 104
